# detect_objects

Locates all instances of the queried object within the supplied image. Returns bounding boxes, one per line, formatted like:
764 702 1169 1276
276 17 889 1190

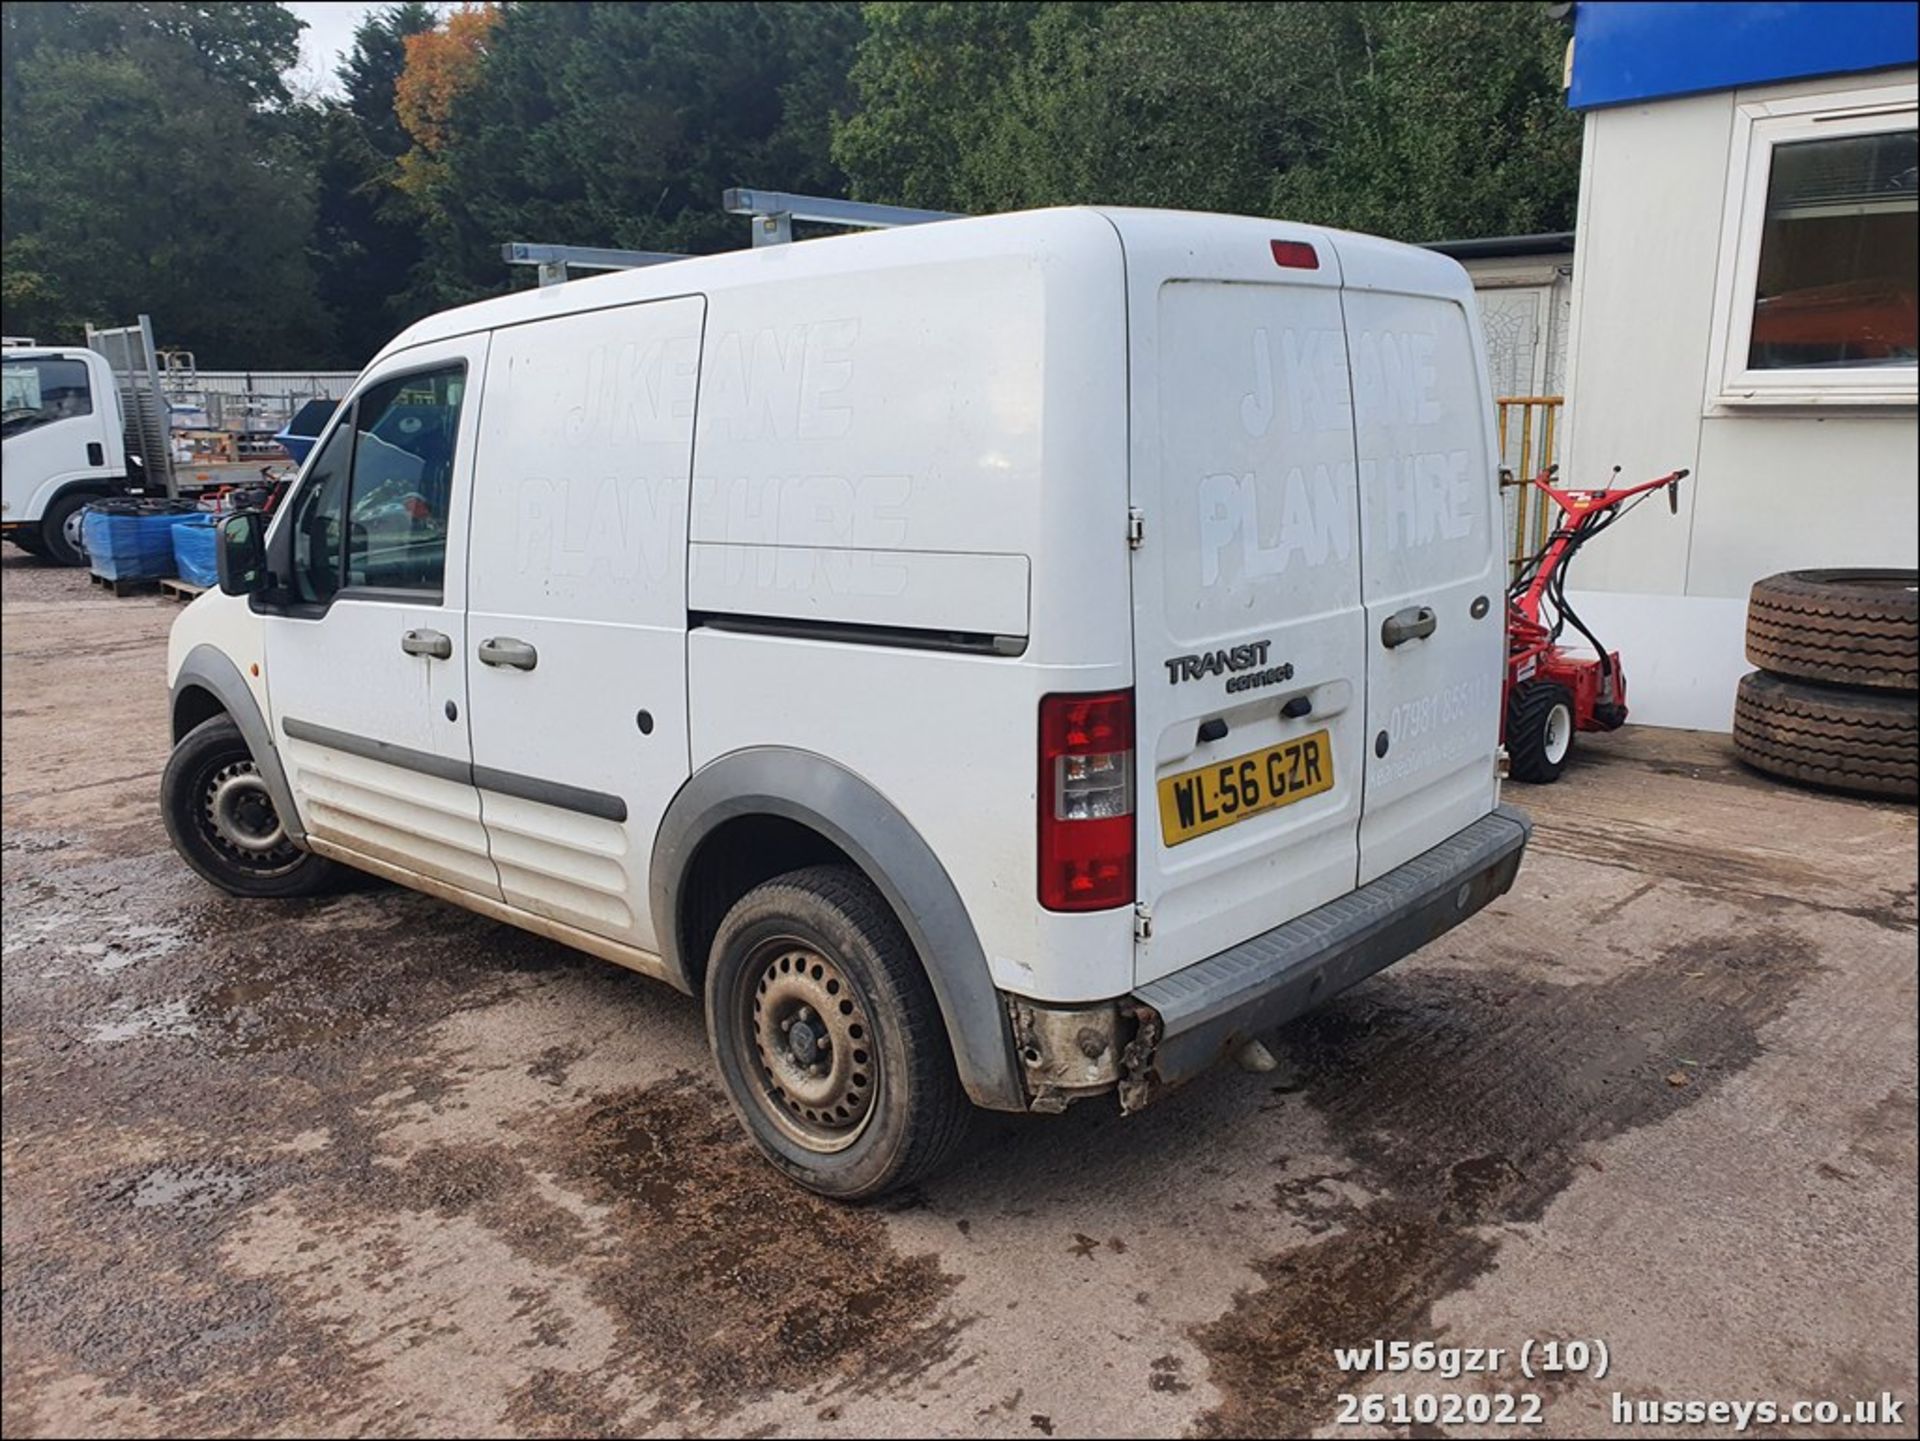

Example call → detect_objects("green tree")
309 1 440 366
407 1 864 307
0 2 325 365
834 1 1579 242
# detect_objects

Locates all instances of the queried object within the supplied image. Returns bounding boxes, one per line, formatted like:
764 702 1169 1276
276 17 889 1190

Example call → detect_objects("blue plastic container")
171 516 220 588
82 503 201 582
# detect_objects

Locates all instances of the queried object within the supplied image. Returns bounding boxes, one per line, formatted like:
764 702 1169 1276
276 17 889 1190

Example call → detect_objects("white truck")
160 207 1531 1197
1 345 134 564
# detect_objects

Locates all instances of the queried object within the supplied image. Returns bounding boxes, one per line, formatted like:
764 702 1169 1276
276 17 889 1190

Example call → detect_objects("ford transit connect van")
162 208 1530 1197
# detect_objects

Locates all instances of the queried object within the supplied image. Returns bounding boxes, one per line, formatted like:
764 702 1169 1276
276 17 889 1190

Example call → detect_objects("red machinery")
1503 464 1689 782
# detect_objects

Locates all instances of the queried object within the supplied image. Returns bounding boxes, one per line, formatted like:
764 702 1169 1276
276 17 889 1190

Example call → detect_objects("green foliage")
0 1 1580 368
408 0 864 308
310 2 440 366
835 1 1579 242
0 2 324 365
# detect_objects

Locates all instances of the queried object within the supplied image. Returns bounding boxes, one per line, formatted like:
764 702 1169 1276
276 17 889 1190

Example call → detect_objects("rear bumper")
1119 804 1532 1109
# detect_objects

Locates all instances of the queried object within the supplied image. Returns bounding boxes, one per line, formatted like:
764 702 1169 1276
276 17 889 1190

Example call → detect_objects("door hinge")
1127 506 1145 550
1133 901 1154 942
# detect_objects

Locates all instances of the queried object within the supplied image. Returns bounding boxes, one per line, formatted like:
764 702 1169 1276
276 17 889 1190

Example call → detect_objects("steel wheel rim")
1544 702 1573 764
741 939 877 1153
63 507 88 555
198 760 302 875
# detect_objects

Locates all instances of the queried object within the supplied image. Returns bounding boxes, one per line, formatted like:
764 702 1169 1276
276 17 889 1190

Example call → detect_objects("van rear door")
1332 242 1504 882
1116 216 1369 987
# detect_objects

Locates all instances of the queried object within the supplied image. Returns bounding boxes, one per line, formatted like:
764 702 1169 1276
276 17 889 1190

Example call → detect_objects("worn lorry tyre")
1732 671 1918 800
161 715 342 897
1506 680 1577 784
1746 568 1918 693
38 490 96 567
706 865 972 1199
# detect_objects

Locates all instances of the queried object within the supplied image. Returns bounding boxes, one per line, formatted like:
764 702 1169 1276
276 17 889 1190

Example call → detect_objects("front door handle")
478 636 538 671
401 628 452 660
1381 605 1438 649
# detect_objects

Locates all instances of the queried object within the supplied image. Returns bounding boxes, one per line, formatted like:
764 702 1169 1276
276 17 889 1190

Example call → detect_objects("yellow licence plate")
1158 729 1335 846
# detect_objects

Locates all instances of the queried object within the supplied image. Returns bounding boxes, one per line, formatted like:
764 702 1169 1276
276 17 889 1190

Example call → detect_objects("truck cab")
160 206 1530 1198
1 346 130 564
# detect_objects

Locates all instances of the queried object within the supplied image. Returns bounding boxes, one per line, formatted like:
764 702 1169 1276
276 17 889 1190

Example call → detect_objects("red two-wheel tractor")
1503 464 1689 782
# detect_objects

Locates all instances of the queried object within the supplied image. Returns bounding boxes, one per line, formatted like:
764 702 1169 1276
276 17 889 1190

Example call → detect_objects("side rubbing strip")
282 717 628 822
692 611 1027 657
472 766 628 823
281 716 470 784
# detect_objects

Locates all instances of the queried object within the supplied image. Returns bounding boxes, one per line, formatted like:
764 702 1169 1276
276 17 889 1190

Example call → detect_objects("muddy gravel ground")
2 552 1915 1439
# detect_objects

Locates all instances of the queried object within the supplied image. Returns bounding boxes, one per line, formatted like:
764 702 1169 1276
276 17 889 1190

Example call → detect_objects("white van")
162 208 1530 1197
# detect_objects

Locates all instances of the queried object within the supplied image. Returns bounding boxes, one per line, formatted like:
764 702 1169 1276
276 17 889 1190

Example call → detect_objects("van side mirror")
216 511 268 595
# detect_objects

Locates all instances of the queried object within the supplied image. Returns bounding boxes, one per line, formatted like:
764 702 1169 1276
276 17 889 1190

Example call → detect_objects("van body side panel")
464 296 706 954
688 212 1135 1005
1334 243 1504 881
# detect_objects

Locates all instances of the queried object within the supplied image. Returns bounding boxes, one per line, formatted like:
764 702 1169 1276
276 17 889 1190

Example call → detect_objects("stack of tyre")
1734 569 1918 801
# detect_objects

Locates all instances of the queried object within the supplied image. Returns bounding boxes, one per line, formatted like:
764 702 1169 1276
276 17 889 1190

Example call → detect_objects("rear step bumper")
1119 804 1532 1110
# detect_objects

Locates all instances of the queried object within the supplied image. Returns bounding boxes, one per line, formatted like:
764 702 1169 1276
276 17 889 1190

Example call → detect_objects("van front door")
1335 255 1505 883
261 337 499 898
464 296 705 969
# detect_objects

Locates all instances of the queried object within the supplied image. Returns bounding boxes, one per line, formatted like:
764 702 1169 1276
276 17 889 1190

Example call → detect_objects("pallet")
159 577 207 603
88 571 162 599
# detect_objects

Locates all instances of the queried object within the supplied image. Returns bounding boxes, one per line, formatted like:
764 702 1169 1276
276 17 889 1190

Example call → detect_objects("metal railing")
1496 395 1564 574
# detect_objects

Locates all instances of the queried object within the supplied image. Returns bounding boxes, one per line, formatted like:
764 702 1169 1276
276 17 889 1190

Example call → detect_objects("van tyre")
706 864 971 1199
1732 670 1918 800
161 715 340 897
1506 680 1577 784
39 490 96 567
1746 568 1918 693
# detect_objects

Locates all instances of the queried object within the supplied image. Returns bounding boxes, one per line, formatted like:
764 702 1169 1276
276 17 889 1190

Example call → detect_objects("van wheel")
1507 680 1577 783
161 715 339 898
705 865 971 1199
40 491 96 567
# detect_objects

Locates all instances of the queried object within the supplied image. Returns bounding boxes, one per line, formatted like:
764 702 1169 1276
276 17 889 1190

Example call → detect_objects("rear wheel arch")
651 748 1026 1112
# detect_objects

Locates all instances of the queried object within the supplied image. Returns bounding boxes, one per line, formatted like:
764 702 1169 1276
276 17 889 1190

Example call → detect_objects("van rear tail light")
1038 689 1135 912
1270 239 1320 270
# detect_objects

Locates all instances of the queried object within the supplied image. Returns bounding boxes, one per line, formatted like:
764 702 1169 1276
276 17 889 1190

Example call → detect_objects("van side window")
285 364 465 604
345 365 465 593
1 357 92 438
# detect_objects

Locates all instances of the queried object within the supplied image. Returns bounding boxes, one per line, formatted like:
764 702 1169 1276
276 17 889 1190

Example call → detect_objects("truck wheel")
1746 568 1918 693
705 864 971 1199
1507 680 1577 784
39 490 96 567
161 715 340 898
10 530 47 556
1733 670 1918 800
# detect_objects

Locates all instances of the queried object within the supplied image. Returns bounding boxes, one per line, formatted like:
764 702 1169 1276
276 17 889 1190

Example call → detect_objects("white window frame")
1705 81 1917 409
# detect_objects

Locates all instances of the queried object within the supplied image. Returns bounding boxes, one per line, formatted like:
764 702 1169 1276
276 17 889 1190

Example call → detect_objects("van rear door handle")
478 636 538 671
1381 606 1438 648
401 628 452 660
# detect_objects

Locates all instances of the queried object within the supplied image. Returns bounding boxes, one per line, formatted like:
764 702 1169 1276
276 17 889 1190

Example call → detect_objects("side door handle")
401 628 452 660
1381 605 1437 649
478 636 538 671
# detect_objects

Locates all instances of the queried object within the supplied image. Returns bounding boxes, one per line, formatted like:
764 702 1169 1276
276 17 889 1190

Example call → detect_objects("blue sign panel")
1570 1 1918 109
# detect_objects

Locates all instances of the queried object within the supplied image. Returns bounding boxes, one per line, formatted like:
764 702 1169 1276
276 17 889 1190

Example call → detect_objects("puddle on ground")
130 1164 251 1214
85 998 200 1046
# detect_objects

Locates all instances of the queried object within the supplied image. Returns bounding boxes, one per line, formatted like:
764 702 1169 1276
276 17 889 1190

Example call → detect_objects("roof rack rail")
721 188 960 246
501 242 686 288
